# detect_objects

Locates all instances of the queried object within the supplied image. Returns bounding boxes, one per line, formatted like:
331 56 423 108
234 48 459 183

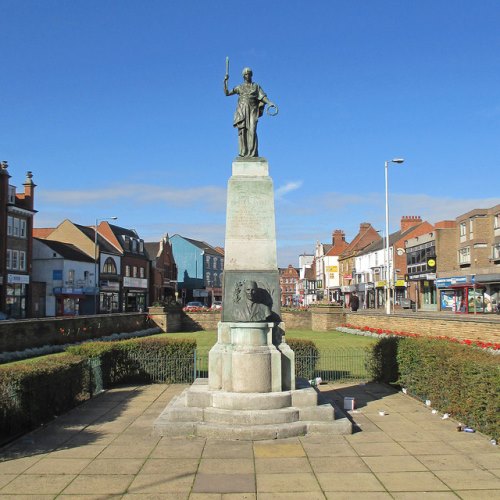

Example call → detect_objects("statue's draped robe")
232 82 267 157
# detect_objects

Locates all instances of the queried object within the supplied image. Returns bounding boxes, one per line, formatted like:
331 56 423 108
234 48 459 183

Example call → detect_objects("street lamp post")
385 158 404 315
94 216 118 314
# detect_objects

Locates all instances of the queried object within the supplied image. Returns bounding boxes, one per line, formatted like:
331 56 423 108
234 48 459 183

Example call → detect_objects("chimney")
332 229 345 246
23 171 36 211
359 222 371 231
400 215 422 233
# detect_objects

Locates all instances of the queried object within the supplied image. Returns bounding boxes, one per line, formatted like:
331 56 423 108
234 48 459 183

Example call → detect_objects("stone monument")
153 63 351 439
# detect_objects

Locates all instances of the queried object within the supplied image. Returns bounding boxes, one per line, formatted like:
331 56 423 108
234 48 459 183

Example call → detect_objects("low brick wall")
147 307 182 333
282 311 312 330
180 311 221 331
0 313 152 353
178 311 313 332
310 306 345 331
346 312 500 343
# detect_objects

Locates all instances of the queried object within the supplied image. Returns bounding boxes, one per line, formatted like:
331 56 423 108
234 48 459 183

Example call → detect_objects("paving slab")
141 458 199 475
203 440 253 459
309 455 370 473
255 457 311 473
362 455 428 472
434 468 500 490
325 493 392 499
198 458 254 474
1 473 76 494
316 471 386 491
192 472 255 493
375 471 451 492
256 471 321 492
128 472 195 493
253 441 305 458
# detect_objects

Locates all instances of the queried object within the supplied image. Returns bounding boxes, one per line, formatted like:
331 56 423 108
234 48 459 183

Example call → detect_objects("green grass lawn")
164 329 375 356
163 329 376 379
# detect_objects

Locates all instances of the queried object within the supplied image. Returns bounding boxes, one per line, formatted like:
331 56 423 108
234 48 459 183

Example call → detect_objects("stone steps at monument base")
203 406 300 425
196 420 308 440
306 419 352 435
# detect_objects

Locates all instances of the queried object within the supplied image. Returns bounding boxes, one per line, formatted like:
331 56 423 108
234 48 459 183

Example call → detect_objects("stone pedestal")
208 322 294 393
153 158 351 439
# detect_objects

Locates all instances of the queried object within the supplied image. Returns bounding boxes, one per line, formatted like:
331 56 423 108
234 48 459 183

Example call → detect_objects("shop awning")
475 273 500 284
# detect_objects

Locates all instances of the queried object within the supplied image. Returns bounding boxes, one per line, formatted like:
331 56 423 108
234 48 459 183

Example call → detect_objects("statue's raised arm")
224 63 277 158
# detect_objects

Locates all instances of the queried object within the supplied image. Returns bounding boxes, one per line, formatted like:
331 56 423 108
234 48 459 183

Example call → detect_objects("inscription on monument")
227 181 274 239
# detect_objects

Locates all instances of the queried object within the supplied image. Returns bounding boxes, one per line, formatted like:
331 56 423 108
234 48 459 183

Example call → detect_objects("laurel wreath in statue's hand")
266 104 279 116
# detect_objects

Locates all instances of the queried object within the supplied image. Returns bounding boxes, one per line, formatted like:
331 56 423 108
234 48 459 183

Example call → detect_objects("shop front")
394 279 407 307
375 281 386 309
6 273 29 319
436 276 485 314
53 287 96 316
99 279 120 313
341 285 356 307
407 273 437 311
123 277 148 312
474 274 500 314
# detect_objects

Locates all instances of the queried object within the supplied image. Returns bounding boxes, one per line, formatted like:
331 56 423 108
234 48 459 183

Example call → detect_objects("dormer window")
8 186 16 204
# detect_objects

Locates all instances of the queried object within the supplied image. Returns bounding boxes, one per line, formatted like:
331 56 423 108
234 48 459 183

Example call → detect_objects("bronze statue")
224 59 278 158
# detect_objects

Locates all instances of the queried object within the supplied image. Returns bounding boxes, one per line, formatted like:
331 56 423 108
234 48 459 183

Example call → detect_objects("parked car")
211 301 222 310
184 301 206 311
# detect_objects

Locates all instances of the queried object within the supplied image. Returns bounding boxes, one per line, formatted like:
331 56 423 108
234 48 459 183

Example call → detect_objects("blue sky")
1 0 499 266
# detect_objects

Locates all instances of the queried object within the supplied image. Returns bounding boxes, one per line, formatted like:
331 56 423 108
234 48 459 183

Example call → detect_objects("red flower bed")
340 323 499 351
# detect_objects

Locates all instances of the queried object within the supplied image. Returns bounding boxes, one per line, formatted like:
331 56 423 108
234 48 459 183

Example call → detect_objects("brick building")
280 264 299 306
145 235 178 305
0 164 36 318
338 222 381 306
97 222 150 312
435 204 500 313
405 220 456 311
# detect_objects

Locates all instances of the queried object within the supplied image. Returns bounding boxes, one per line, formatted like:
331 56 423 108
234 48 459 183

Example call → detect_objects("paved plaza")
0 382 499 499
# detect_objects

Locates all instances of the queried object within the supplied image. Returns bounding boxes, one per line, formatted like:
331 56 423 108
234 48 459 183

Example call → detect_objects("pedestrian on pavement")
350 292 359 312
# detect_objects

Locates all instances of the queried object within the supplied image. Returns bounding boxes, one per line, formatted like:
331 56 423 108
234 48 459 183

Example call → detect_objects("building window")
132 239 138 252
125 265 130 277
460 222 466 242
19 251 26 271
11 250 18 270
469 219 474 240
139 240 144 253
103 257 117 274
20 219 27 238
140 267 145 278
133 266 138 277
8 186 16 204
67 269 75 285
458 246 470 264
492 243 500 260
6 250 11 269
13 218 20 237
7 217 13 236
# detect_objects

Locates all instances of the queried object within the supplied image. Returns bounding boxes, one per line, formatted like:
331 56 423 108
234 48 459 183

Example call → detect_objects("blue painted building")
170 235 224 305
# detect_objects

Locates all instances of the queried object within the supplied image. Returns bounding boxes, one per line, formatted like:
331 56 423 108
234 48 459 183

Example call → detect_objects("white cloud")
391 194 500 223
275 181 302 200
39 183 227 212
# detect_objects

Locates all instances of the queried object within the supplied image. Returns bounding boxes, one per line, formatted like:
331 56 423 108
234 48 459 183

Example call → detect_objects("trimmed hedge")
67 337 197 385
287 338 320 379
1 337 197 443
366 336 500 439
0 353 89 440
365 337 400 384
